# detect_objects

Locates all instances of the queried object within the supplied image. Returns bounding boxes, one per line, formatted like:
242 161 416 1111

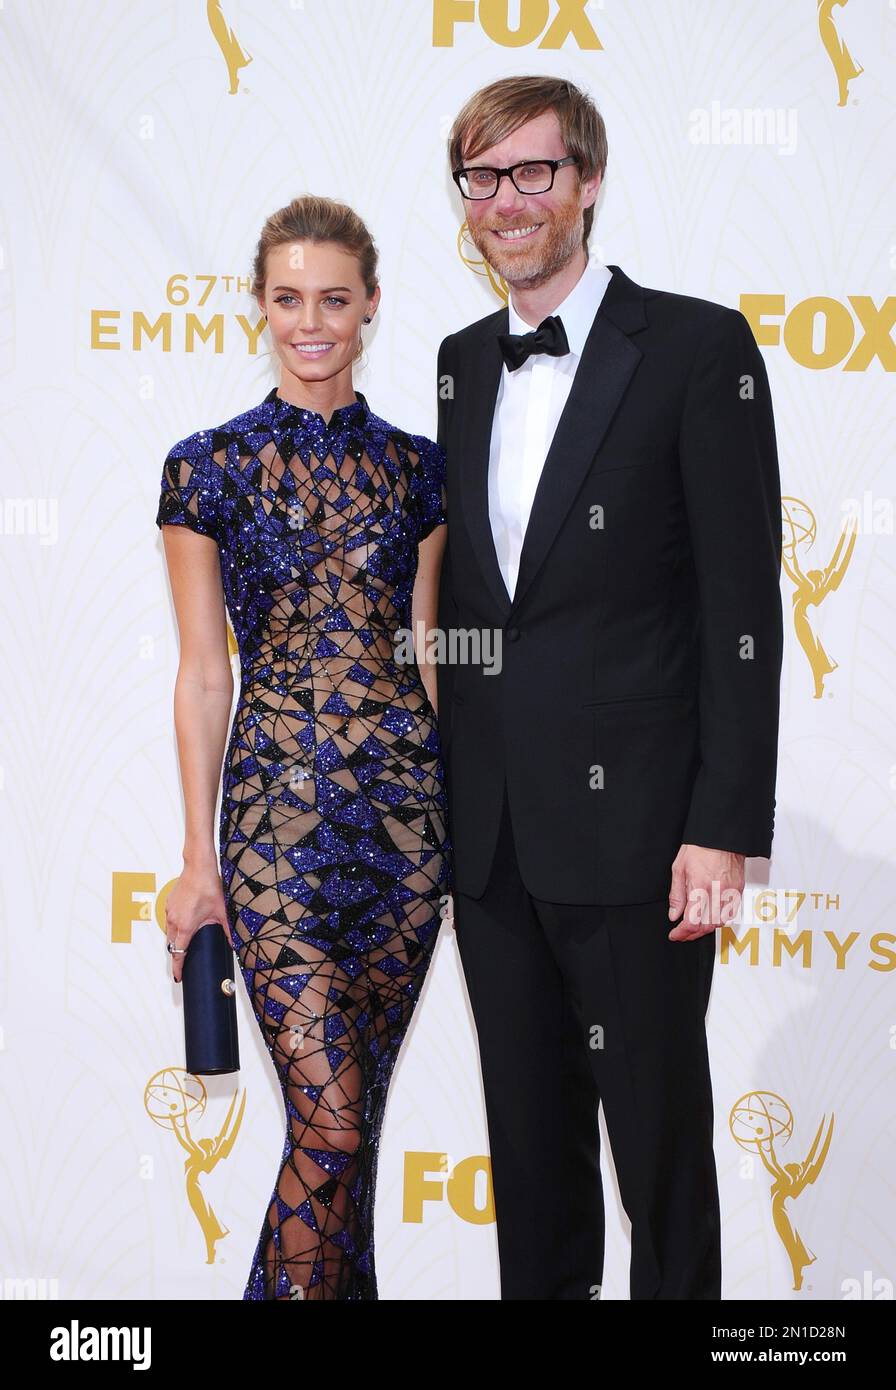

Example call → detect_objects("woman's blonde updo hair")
251 195 380 363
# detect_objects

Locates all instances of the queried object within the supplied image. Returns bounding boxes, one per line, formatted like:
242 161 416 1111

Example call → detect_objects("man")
435 75 783 1300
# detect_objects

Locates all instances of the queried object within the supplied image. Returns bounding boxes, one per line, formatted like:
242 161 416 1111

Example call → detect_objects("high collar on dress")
264 385 369 432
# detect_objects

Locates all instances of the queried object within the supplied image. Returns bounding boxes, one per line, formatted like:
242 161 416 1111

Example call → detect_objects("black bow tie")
497 314 570 371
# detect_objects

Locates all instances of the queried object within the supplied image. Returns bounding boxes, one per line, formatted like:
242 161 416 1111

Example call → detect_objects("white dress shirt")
488 256 613 599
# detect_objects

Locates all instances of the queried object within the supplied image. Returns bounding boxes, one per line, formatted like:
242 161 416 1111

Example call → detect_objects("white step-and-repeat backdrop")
2 1 894 1300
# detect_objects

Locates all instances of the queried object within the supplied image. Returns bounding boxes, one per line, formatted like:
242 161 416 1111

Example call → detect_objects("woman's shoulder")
157 423 223 538
367 405 444 466
405 430 444 464
163 423 217 465
163 396 265 471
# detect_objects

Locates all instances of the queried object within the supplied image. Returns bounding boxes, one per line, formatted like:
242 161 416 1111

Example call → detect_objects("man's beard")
469 197 584 291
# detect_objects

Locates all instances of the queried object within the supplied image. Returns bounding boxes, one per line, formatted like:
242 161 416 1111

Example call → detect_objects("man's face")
460 109 601 292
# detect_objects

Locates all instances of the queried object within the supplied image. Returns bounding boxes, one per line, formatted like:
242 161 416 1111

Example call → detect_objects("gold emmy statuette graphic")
817 0 863 106
730 1091 835 1292
145 1067 247 1264
207 0 252 94
457 223 509 305
781 497 857 699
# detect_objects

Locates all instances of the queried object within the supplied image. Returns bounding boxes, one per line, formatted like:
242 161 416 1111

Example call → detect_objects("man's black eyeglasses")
452 156 579 200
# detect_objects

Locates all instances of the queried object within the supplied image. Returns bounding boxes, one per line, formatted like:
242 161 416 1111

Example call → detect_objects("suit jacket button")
506 626 520 641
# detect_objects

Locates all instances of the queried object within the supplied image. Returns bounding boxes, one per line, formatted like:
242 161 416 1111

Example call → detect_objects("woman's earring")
362 315 372 324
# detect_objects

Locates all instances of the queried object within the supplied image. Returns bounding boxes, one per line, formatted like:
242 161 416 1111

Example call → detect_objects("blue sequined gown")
156 385 451 1299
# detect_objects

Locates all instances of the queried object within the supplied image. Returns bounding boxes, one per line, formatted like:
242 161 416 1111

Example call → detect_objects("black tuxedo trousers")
454 781 720 1299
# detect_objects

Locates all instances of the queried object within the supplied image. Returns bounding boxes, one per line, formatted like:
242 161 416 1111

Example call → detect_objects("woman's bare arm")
411 523 447 713
411 523 454 930
159 525 233 978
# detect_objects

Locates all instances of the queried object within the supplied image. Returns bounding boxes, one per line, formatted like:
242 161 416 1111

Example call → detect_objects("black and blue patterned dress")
156 385 450 1299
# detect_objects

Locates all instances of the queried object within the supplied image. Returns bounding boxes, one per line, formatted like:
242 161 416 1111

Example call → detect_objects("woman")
155 195 451 1300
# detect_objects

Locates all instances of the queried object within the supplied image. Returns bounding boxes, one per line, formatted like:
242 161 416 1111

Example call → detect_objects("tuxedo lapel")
456 263 649 619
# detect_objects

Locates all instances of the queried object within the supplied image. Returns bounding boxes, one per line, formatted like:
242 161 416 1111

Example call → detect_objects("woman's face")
257 240 379 392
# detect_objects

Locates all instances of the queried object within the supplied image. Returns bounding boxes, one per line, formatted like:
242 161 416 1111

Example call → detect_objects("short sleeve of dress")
411 436 447 542
155 433 220 541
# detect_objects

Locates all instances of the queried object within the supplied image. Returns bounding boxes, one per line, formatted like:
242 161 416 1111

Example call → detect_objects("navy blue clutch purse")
181 922 240 1075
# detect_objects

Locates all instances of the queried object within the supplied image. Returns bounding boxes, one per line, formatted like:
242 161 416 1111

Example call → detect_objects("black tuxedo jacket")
435 263 783 905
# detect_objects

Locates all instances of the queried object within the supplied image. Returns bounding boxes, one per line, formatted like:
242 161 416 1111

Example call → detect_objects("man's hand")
667 844 745 941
